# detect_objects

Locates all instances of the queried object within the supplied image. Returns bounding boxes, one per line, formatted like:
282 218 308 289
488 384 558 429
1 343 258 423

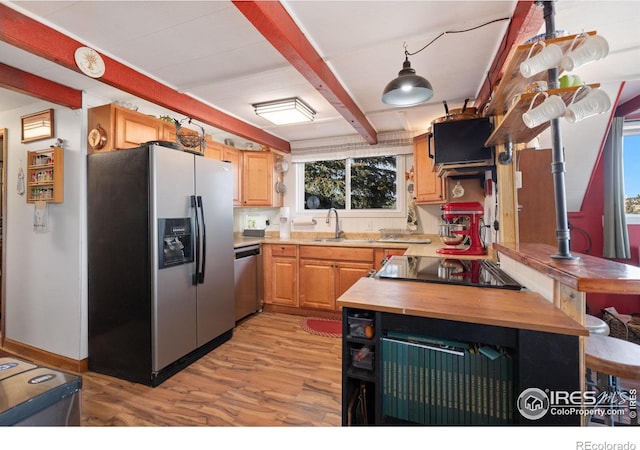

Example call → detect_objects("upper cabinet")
88 103 162 153
484 31 599 147
413 132 446 204
223 147 277 208
242 151 274 207
221 146 242 206
88 103 204 155
88 103 280 208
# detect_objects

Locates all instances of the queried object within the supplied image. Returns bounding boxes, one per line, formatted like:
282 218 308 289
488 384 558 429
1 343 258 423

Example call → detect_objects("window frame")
623 120 640 224
294 154 407 218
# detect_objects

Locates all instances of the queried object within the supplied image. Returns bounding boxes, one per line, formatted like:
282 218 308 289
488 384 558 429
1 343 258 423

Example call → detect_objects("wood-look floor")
80 312 342 426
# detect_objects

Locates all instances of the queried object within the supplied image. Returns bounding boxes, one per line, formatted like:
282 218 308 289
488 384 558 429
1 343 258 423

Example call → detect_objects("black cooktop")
375 255 523 290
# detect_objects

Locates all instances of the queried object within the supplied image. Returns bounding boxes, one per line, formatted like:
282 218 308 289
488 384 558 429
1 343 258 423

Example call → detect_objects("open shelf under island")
337 276 587 426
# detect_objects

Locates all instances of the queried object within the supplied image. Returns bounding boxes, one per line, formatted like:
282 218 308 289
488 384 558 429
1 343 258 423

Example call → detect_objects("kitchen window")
623 120 640 224
297 155 406 216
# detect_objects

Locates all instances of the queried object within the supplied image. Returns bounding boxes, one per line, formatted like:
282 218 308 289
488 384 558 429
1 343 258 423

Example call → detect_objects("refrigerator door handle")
197 195 206 284
191 195 200 286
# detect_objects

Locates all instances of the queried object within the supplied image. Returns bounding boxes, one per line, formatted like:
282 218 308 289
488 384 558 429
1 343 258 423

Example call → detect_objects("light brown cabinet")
88 104 277 208
204 136 224 161
263 244 376 313
223 148 276 208
242 151 274 207
222 146 243 206
26 147 63 203
263 244 298 307
299 259 335 310
299 246 374 312
88 103 162 153
88 103 206 156
413 132 446 204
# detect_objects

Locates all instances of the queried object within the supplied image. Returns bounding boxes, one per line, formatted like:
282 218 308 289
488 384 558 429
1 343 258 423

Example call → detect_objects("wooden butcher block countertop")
337 276 588 337
494 243 640 294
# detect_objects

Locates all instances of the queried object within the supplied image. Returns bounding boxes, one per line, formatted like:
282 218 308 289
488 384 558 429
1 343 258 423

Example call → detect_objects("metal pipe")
543 0 578 260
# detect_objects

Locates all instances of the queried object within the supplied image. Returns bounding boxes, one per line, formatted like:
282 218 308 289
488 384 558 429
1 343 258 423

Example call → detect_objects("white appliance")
87 142 234 386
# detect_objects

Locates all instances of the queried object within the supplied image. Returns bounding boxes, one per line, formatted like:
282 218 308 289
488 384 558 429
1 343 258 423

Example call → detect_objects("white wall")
1 102 86 360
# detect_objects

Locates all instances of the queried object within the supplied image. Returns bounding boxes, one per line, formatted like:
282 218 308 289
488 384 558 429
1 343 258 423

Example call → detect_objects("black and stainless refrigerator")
87 142 234 386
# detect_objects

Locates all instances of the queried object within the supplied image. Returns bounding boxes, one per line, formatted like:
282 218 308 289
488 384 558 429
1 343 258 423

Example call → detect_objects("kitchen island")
337 276 587 426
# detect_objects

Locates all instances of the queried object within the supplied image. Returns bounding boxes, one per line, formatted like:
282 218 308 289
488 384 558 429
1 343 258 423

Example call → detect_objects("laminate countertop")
337 276 588 337
234 236 436 251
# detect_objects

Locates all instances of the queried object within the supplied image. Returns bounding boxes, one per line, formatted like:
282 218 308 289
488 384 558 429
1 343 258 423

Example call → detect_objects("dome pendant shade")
381 57 434 106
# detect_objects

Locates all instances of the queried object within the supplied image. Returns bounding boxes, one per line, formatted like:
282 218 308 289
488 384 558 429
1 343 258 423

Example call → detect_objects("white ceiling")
1 0 639 149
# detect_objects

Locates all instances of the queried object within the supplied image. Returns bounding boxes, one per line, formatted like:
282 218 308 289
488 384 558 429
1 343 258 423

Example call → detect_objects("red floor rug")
301 317 342 338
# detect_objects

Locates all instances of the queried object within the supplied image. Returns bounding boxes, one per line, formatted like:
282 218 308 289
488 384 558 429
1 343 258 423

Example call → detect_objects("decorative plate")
74 47 105 78
88 124 108 150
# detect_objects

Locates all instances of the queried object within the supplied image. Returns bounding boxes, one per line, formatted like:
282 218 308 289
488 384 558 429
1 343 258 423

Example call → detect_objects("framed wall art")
21 109 54 143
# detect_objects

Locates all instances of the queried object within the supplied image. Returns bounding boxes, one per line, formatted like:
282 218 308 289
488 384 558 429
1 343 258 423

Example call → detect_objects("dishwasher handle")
235 245 261 259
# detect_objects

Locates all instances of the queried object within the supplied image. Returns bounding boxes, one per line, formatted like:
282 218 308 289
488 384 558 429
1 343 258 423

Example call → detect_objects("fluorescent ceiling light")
253 98 315 125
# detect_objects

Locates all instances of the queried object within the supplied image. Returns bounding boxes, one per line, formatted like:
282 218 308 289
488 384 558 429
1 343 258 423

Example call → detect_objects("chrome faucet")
326 208 341 238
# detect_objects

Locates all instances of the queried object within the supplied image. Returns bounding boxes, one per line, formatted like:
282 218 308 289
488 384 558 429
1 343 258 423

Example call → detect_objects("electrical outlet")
366 219 373 231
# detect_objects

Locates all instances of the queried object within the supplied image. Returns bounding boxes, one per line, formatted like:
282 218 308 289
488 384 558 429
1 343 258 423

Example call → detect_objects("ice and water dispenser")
158 218 193 269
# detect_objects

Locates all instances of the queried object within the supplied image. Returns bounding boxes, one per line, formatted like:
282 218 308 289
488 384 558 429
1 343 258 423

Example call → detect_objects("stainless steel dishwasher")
234 244 263 321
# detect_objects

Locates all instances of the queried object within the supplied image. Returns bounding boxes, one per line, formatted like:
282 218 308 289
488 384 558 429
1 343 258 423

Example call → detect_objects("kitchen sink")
310 238 344 242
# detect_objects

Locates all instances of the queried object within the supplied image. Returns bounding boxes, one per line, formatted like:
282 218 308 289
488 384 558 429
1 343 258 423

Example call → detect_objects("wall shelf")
485 30 597 117
485 83 600 147
26 147 63 203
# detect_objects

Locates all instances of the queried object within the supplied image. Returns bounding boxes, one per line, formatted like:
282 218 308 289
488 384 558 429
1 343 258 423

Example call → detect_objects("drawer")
299 246 374 262
270 244 297 257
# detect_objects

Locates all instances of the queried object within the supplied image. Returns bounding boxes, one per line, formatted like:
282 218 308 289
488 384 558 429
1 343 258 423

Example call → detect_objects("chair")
602 307 640 345
584 334 640 426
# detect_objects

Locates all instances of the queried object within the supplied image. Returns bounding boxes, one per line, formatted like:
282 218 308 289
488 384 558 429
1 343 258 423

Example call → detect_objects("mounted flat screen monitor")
432 117 494 165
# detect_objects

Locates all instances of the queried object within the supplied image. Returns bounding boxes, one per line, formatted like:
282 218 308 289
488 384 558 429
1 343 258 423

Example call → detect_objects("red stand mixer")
436 201 486 255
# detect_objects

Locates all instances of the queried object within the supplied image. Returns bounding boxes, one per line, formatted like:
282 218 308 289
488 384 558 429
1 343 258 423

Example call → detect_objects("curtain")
603 116 631 258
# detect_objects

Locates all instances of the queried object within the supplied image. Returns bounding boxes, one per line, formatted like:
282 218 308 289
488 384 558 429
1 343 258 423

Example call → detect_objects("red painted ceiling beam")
0 62 82 109
475 1 544 111
233 1 378 145
0 4 290 152
615 94 640 118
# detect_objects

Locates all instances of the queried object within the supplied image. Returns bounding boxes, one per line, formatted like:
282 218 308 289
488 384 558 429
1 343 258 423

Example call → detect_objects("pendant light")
381 53 434 107
381 17 510 107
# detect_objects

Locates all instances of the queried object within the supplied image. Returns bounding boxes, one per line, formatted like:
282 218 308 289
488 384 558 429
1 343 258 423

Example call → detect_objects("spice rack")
26 147 64 203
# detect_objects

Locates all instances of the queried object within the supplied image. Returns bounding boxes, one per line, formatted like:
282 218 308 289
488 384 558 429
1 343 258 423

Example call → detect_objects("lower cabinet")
299 259 373 311
272 256 298 306
299 259 335 310
263 244 298 307
263 244 375 313
299 246 374 312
